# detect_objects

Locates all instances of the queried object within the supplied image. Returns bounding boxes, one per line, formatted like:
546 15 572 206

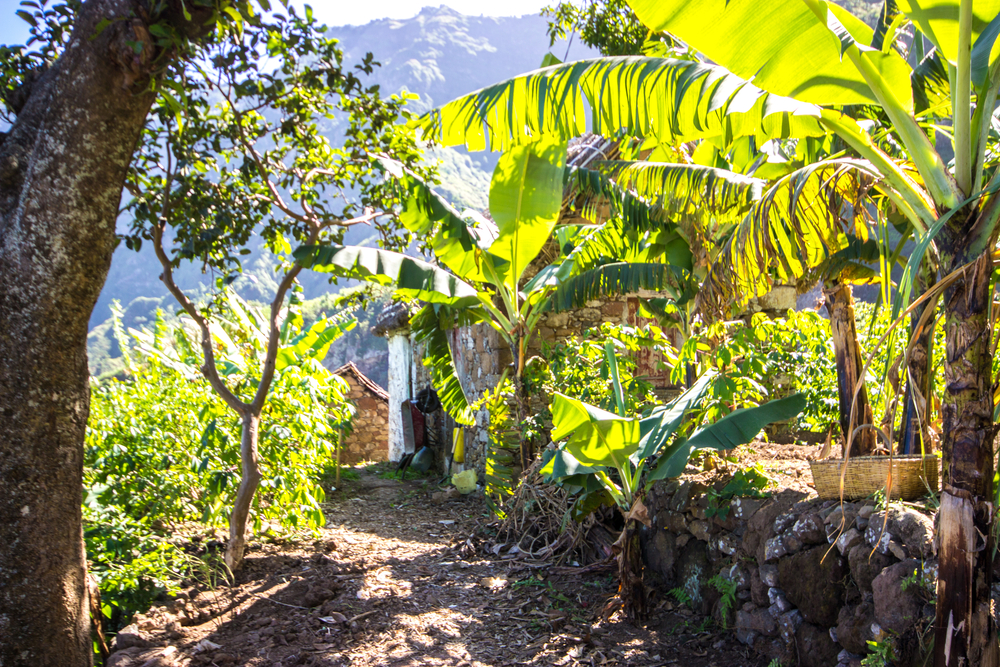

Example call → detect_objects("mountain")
87 6 593 376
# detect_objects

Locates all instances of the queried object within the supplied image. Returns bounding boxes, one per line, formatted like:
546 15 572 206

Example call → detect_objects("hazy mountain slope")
88 7 590 374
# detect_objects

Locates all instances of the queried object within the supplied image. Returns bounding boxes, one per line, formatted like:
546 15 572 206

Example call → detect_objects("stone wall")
334 364 389 465
451 323 503 472
643 478 942 667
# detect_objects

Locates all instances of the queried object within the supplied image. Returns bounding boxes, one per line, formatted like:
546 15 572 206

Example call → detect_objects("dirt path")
111 468 765 667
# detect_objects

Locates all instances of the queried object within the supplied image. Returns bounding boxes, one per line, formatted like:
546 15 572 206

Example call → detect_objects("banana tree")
542 346 806 618
412 2 1000 657
621 3 1000 661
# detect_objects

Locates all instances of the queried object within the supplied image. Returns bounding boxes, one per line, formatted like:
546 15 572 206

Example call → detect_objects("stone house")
332 362 390 464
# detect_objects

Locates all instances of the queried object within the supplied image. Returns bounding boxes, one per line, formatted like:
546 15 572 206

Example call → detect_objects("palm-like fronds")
414 57 825 152
701 159 879 312
547 262 693 312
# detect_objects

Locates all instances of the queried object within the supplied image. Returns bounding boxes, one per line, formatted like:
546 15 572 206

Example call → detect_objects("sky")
0 1 554 47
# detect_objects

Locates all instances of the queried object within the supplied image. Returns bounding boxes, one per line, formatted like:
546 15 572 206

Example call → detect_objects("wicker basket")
808 455 939 501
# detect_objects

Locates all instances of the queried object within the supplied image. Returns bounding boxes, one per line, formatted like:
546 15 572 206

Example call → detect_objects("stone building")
332 362 390 464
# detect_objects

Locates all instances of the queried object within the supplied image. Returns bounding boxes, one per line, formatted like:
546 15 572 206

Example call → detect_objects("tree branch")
151 134 247 415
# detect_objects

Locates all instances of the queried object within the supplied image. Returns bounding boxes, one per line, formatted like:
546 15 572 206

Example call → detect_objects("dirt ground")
117 464 775 667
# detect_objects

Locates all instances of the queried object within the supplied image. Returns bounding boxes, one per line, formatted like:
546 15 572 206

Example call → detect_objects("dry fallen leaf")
480 575 508 590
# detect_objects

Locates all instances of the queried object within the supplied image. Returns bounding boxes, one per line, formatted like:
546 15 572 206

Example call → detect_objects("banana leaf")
293 244 479 306
647 392 807 482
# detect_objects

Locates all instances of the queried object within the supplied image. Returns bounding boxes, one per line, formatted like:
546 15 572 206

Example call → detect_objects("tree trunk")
900 264 937 455
614 519 646 620
225 412 263 571
513 334 533 475
0 4 212 663
824 282 877 456
935 250 998 667
0 4 164 664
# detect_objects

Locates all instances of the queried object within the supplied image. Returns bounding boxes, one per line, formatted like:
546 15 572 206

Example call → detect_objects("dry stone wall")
643 479 952 667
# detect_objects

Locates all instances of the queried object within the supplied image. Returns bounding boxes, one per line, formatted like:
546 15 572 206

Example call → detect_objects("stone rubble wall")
643 480 945 667
339 376 389 465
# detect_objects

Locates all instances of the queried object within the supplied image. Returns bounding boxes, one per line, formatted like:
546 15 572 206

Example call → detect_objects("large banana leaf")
713 159 878 302
409 305 483 426
380 158 500 283
414 57 826 152
896 0 1000 66
550 392 641 467
569 163 761 232
627 0 913 108
635 370 718 460
488 138 568 290
648 392 808 482
546 262 691 312
293 245 479 306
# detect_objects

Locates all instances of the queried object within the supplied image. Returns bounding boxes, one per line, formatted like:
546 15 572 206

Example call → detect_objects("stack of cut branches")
495 460 616 566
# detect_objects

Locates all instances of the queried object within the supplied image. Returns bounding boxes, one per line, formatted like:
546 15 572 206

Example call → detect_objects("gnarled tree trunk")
935 250 998 667
226 413 263 571
824 281 877 457
0 3 210 664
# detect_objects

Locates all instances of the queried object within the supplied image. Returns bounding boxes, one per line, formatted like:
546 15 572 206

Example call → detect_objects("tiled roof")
332 362 390 401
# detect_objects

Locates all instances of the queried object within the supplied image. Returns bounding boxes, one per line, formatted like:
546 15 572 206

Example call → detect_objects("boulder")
642 528 677 585
866 508 935 559
676 539 712 612
872 559 924 634
735 606 778 636
836 600 876 655
791 513 827 546
107 647 180 667
742 490 808 564
778 546 847 626
848 544 896 591
113 624 156 651
836 527 863 556
751 566 769 607
795 622 842 667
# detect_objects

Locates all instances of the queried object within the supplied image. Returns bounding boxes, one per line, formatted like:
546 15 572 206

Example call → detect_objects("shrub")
85 307 352 625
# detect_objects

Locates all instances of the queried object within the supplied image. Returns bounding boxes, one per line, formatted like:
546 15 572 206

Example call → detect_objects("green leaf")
381 158 499 282
409 305 478 426
635 370 717 460
897 0 1000 65
487 137 568 290
971 9 1000 86
414 57 825 153
627 0 913 108
540 52 563 68
275 318 356 371
648 393 807 482
294 244 478 305
550 392 640 467
605 340 626 417
539 448 598 479
548 263 691 312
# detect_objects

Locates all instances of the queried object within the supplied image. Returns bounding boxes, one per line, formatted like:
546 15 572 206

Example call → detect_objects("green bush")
678 304 943 436
85 306 352 625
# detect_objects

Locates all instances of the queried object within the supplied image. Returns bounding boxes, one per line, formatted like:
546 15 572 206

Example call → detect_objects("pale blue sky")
0 1 553 47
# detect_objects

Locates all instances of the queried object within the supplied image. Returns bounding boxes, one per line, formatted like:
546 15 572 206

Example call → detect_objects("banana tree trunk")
513 333 534 475
900 264 937 455
225 412 263 571
614 519 647 620
935 250 998 667
824 282 877 456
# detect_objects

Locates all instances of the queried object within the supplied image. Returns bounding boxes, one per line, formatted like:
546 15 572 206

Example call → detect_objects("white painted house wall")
386 332 412 462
